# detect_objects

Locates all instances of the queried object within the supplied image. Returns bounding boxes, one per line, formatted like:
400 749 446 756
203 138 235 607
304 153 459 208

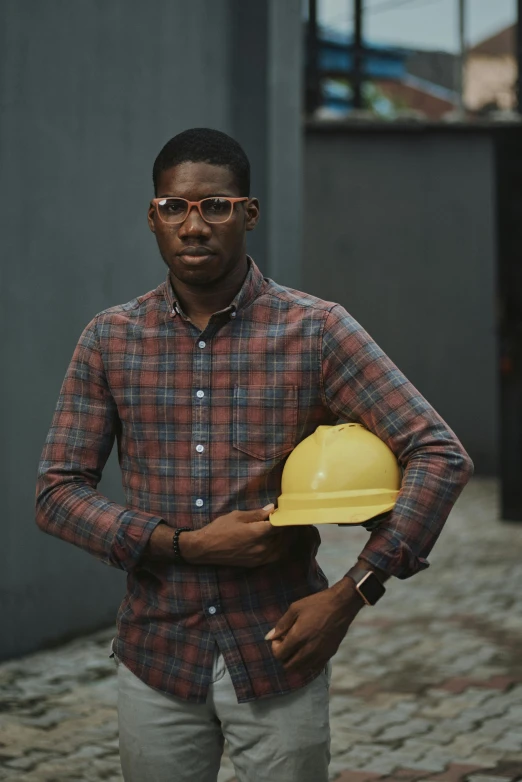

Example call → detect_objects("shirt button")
195 498 204 508
196 444 204 453
208 606 217 615
196 390 205 398
230 311 237 319
198 341 206 349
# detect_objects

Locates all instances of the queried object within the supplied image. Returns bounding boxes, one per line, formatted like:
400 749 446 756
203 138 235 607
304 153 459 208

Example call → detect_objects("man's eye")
205 198 229 214
165 200 186 214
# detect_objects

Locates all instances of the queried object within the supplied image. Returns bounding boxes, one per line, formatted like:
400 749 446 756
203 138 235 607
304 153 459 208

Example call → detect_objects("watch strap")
346 563 376 584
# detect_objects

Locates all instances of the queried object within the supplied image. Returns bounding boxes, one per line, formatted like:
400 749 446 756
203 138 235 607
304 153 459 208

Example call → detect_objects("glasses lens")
157 198 188 223
201 198 233 223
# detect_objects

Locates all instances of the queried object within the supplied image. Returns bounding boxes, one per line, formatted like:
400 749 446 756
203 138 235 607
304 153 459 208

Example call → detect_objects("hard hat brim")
269 498 397 526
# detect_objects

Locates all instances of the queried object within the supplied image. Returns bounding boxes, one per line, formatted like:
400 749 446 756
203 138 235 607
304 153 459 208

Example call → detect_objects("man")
36 128 473 782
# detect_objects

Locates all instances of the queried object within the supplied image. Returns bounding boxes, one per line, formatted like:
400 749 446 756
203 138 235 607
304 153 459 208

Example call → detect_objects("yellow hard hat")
270 423 401 526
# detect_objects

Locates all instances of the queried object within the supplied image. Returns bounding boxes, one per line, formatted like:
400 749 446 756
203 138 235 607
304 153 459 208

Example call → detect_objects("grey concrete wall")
229 0 303 285
1 0 303 659
266 0 303 288
303 127 498 475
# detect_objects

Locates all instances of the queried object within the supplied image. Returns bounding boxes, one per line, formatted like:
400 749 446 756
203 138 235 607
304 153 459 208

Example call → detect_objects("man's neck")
170 256 249 330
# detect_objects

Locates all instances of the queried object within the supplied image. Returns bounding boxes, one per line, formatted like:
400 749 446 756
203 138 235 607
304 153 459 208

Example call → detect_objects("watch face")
358 572 386 605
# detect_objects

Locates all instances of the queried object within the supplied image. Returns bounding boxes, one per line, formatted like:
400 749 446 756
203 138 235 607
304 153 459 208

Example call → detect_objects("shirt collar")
163 255 266 320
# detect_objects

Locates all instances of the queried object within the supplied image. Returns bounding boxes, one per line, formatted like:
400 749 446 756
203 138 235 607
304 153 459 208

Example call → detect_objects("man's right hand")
180 504 286 568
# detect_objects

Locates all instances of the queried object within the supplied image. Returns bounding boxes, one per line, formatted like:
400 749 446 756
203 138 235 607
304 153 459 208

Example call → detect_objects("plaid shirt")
36 257 473 703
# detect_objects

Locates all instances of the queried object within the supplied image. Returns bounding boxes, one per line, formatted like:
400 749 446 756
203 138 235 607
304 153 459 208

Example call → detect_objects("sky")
314 0 517 52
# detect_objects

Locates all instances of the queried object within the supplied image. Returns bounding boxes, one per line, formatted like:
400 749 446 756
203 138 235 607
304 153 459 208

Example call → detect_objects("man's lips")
177 249 216 263
178 247 215 258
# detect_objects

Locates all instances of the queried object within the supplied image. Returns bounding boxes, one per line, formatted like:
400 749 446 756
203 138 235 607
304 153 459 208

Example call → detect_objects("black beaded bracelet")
172 527 192 564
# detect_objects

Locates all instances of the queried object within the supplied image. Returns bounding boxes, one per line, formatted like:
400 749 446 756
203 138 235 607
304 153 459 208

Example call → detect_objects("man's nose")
177 206 212 237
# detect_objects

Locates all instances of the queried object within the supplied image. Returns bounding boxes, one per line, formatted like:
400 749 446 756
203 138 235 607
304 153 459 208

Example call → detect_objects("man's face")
147 161 259 287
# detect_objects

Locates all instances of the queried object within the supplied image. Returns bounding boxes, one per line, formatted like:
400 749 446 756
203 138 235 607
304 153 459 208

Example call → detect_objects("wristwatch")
346 564 386 606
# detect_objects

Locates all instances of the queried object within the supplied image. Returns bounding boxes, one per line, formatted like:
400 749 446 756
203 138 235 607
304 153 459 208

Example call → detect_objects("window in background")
304 0 518 121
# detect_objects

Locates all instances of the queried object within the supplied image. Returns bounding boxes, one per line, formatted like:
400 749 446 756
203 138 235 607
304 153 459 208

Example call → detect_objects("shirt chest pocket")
233 385 298 460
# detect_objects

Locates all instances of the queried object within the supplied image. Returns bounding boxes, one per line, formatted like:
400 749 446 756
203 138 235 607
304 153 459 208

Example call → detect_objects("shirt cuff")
110 510 166 571
357 527 430 580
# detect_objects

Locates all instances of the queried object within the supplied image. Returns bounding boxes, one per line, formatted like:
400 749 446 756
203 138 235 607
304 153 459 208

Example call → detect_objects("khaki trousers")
111 645 331 782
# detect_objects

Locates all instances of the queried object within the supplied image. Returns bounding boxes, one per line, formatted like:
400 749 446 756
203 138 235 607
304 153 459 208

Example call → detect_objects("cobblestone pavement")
2 478 522 782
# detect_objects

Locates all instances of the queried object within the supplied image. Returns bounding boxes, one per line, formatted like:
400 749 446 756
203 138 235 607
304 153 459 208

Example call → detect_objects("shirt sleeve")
35 315 165 571
320 304 474 580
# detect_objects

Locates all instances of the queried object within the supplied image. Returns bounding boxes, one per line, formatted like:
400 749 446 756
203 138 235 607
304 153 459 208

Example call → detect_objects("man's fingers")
272 636 326 674
269 625 303 660
239 504 275 524
264 606 297 642
277 647 308 671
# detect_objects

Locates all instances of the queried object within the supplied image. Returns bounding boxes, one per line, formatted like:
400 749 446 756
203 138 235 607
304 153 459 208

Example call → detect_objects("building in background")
306 21 518 122
464 24 517 115
373 74 456 121
406 49 458 96
307 25 459 120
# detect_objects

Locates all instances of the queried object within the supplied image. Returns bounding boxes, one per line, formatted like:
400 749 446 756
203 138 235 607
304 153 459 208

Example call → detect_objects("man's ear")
147 202 156 233
246 198 260 232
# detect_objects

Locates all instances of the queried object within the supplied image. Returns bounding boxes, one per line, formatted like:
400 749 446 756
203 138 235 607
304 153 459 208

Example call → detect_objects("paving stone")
379 719 433 743
488 734 522 753
417 762 491 781
443 735 491 758
504 705 522 722
396 758 450 773
18 708 76 729
474 718 516 738
68 744 113 760
362 757 436 775
466 776 518 782
336 744 388 762
4 752 55 771
388 769 435 780
334 771 383 782
506 686 522 704
487 761 522 778
452 756 502 770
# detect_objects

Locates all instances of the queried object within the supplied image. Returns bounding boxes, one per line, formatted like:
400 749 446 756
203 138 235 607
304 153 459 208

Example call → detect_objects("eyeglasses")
151 196 249 225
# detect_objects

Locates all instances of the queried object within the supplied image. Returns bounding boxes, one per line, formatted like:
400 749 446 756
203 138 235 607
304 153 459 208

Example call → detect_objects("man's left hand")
265 576 365 675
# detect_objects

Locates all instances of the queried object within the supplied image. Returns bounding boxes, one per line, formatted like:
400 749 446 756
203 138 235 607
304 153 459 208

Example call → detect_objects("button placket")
192 338 211 527
191 333 221 625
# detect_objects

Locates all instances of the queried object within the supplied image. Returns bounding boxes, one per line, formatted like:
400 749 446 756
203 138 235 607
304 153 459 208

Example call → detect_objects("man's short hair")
153 128 250 196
